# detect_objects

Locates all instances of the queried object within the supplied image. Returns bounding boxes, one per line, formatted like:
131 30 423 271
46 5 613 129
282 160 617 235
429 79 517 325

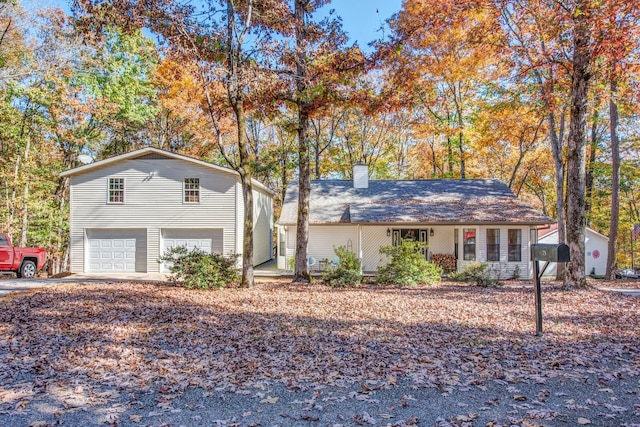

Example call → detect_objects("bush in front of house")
322 245 362 287
159 245 239 289
450 262 501 287
376 239 442 286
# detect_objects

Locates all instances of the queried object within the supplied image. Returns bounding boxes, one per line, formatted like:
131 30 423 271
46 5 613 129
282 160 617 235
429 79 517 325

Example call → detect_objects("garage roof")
60 147 275 196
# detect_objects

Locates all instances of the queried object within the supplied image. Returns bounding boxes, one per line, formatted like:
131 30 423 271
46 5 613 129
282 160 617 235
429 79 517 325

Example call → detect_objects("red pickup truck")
0 233 47 278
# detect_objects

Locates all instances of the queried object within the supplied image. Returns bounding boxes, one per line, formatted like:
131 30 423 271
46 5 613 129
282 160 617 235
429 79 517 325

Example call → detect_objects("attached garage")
63 147 274 274
86 229 147 273
160 228 223 272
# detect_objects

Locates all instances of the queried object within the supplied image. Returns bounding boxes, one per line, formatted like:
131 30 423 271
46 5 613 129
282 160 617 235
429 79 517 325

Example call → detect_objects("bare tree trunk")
564 3 591 289
19 180 29 246
585 95 601 225
606 76 620 279
458 130 465 179
235 102 255 288
549 112 567 281
293 0 311 283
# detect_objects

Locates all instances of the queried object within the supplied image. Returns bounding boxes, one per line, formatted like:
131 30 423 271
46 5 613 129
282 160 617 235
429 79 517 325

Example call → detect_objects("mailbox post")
531 244 570 336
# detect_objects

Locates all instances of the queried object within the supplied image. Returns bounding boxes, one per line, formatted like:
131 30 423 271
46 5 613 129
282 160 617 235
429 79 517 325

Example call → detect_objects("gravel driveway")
1 372 638 426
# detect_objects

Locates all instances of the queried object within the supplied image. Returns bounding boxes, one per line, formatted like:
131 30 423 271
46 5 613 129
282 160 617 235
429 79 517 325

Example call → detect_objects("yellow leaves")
129 414 143 423
456 412 479 422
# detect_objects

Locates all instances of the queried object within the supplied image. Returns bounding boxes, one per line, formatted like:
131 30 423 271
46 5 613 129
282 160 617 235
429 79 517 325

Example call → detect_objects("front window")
463 228 476 261
108 178 124 203
508 229 522 262
0 235 7 247
184 178 200 203
486 229 500 261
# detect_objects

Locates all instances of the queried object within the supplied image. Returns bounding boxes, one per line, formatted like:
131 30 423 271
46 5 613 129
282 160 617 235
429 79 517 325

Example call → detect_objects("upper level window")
184 178 200 203
108 178 124 203
486 229 500 261
463 228 476 261
508 229 522 262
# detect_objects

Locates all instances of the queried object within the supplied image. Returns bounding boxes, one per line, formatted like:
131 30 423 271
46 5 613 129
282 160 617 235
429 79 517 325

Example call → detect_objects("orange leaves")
0 280 638 423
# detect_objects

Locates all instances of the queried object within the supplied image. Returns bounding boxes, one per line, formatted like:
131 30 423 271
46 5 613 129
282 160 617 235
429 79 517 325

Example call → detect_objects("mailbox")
531 243 570 263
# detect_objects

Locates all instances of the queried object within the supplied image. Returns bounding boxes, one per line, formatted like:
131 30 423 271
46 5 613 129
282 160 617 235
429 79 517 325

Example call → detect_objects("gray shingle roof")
277 179 554 225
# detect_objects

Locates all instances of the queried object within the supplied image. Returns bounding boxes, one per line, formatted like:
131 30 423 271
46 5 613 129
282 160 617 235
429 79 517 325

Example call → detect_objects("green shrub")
159 246 239 289
376 239 442 286
451 262 500 287
322 246 362 287
511 264 521 280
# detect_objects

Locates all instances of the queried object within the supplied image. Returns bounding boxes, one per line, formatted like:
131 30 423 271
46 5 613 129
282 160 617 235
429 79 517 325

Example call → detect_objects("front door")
392 228 429 259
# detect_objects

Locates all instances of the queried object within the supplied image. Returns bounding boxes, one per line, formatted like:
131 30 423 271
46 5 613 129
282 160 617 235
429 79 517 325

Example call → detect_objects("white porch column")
358 224 363 273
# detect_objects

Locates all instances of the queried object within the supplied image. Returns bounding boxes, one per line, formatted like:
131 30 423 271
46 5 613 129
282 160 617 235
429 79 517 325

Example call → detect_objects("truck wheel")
19 261 36 279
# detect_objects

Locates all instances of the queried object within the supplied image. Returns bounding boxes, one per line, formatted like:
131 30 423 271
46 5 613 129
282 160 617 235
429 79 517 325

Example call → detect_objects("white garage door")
161 229 223 272
87 229 146 273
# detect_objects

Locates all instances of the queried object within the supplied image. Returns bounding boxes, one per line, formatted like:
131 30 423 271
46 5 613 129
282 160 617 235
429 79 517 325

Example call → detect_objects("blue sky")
321 0 402 49
23 0 402 50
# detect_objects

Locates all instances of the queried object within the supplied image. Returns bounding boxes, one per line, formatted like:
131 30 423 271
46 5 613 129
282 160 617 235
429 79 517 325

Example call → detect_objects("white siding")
287 225 361 260
428 227 455 256
235 182 243 258
253 188 273 265
362 226 392 272
69 157 238 273
308 225 359 264
285 224 534 278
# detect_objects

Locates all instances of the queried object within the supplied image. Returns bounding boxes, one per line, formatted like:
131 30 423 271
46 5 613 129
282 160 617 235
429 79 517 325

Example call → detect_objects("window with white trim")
183 178 200 203
486 229 500 261
508 229 522 262
463 228 476 261
108 178 124 203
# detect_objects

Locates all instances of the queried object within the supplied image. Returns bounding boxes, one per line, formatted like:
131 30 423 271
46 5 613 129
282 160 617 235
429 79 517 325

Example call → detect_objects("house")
538 225 609 276
277 165 554 279
60 147 274 273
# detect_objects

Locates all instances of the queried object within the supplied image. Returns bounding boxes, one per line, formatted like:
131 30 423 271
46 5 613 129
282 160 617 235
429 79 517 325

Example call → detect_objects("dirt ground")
0 280 638 426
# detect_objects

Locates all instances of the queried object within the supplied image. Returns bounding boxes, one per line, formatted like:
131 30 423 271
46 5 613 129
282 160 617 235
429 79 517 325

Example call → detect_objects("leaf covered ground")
0 281 638 426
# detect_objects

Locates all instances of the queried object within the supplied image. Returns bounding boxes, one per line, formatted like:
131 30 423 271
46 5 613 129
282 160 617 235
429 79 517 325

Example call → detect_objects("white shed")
538 226 609 276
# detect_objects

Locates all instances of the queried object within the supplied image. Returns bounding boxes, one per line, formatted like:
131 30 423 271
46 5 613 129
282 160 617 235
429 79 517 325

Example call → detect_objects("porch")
277 224 536 279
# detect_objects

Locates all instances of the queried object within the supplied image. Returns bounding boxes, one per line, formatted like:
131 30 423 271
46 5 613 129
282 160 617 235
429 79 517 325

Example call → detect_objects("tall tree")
385 1 502 180
563 0 592 289
280 0 363 282
497 0 573 281
74 0 286 287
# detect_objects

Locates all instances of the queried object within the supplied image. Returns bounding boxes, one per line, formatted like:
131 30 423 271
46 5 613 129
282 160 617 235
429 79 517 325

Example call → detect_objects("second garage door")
161 228 223 272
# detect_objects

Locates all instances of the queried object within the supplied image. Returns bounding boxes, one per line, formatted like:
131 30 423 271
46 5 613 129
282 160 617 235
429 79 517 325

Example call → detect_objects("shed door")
87 229 146 272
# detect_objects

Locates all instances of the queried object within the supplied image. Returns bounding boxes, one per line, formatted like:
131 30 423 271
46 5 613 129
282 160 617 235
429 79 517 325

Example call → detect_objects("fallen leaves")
259 396 279 404
0 280 638 425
